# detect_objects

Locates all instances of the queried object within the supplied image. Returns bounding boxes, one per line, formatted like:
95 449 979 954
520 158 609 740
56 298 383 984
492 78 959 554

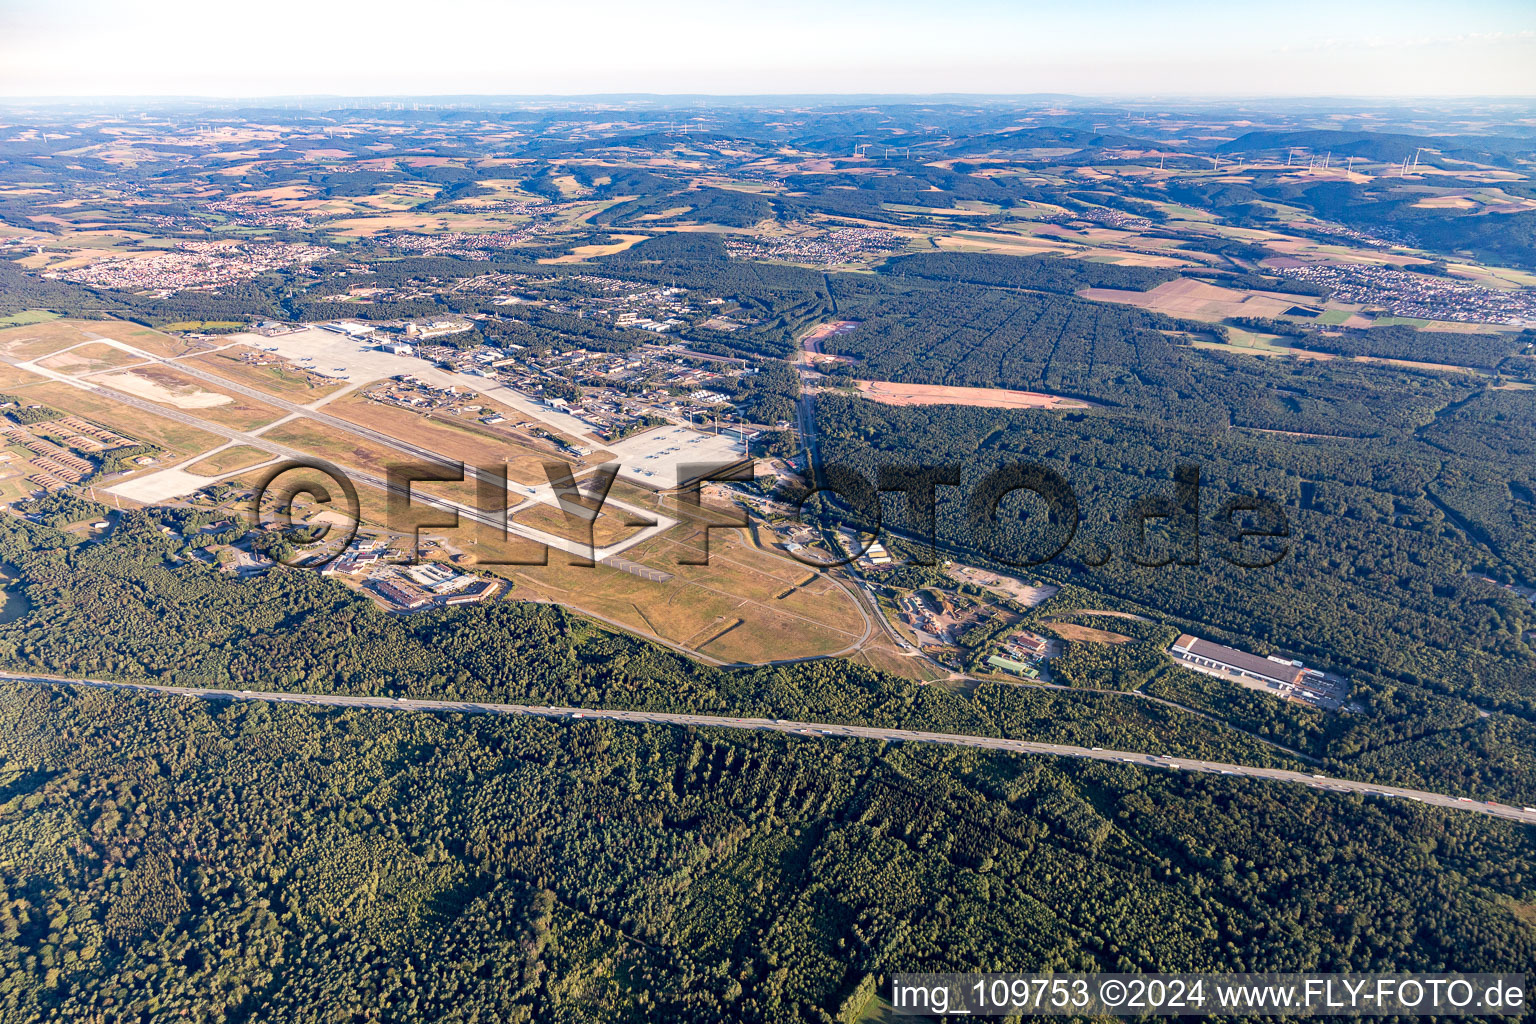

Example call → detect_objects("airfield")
604 422 748 489
0 318 874 668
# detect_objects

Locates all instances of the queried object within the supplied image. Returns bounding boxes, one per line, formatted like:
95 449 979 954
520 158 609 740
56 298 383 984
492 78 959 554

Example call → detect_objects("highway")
4 670 1534 827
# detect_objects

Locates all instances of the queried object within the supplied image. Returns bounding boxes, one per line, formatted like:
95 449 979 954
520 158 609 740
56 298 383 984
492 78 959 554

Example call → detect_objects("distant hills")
1215 129 1534 167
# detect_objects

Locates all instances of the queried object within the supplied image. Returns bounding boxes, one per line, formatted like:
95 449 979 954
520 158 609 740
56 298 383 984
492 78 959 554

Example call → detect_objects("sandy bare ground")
96 371 233 408
799 321 862 367
855 380 1094 410
801 320 860 346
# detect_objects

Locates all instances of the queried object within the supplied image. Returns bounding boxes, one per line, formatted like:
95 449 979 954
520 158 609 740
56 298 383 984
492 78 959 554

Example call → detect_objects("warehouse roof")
1172 635 1307 685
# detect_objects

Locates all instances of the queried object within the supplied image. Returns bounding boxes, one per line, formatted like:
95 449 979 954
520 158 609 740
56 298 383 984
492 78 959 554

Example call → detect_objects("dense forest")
0 512 1297 770
0 680 1532 1023
807 387 1536 802
818 270 1489 436
3 500 1536 805
1294 325 1528 370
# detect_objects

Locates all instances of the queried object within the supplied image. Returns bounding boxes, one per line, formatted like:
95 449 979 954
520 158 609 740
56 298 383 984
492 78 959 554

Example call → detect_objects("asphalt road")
5 671 1533 827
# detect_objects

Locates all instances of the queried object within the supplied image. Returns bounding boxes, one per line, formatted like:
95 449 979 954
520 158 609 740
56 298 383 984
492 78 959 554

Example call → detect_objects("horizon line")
3 92 1536 104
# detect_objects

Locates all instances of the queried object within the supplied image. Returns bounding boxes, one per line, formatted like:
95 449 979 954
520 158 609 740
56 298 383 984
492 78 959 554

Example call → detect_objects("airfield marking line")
164 375 674 557
8 358 626 559
11 336 674 562
656 568 863 641
5 671 1533 826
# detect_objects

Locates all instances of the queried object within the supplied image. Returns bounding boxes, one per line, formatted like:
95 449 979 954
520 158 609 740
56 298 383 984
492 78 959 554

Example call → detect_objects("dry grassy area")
188 347 350 402
1046 622 1135 645
184 445 275 475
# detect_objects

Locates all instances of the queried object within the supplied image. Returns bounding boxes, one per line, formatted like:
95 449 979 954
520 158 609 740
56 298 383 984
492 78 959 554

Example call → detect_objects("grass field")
849 644 946 683
0 363 49 389
187 347 350 402
95 366 285 430
0 319 201 361
260 419 414 480
328 395 563 486
81 321 201 359
509 501 646 548
0 310 59 327
184 445 275 475
489 522 867 664
1081 277 1298 321
855 379 1095 410
539 234 649 263
0 319 107 359
1046 622 1135 645
159 321 249 332
304 488 873 666
0 475 33 504
35 342 146 375
14 380 223 456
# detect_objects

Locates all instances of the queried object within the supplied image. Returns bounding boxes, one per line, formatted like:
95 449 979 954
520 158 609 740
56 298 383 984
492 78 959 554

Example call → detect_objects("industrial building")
1171 634 1307 687
1170 634 1345 708
373 579 431 610
444 580 501 606
986 654 1039 679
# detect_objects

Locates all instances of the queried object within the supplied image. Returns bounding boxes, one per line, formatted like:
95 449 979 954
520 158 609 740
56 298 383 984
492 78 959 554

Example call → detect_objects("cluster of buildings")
1 414 137 493
55 241 333 294
982 629 1051 680
1275 262 1536 327
1068 208 1152 230
320 538 502 611
606 287 693 333
362 374 573 445
231 346 354 384
1169 634 1348 709
475 273 712 334
725 226 904 266
483 344 762 440
205 195 314 230
985 653 1041 679
1284 219 1393 249
897 589 989 645
859 539 894 569
404 319 473 341
380 227 547 259
318 538 389 578
315 318 473 346
363 372 583 444
1004 630 1051 660
313 273 754 383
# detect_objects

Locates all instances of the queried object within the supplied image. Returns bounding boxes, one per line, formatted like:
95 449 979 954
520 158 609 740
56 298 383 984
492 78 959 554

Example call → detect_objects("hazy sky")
1 0 1532 98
